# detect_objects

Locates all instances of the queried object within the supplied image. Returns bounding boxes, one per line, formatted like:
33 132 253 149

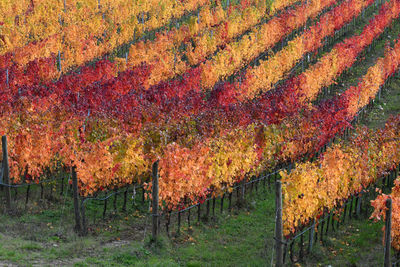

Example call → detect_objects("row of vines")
1 0 400 258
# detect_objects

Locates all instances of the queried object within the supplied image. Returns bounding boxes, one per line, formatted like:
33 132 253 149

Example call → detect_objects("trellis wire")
0 176 62 188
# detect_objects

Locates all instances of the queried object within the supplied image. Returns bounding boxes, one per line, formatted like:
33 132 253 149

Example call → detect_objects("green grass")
73 191 276 266
0 189 277 266
361 72 400 129
304 218 385 266
0 187 392 266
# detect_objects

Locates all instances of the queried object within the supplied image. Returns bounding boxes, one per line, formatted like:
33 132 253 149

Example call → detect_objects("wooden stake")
308 220 315 253
220 194 224 213
177 211 181 235
206 199 210 221
166 211 171 236
71 166 82 233
103 199 107 219
320 220 325 242
122 187 128 212
151 160 160 240
60 176 64 196
40 183 44 199
81 198 88 236
212 197 216 220
188 208 191 228
25 185 30 207
142 186 145 204
349 196 353 219
229 192 232 212
275 181 283 267
197 203 201 222
2 136 12 212
300 233 304 262
384 198 392 267
326 213 330 234
113 191 117 212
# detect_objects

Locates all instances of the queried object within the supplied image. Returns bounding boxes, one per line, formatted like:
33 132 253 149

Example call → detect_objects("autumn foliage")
1 0 400 215
283 116 400 236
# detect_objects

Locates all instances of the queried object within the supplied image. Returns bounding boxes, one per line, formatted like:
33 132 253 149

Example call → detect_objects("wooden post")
320 220 325 242
188 208 191 228
386 174 392 188
166 211 171 236
122 187 128 212
177 211 181 235
80 198 88 236
289 241 295 263
343 203 347 224
71 166 82 233
40 183 44 199
58 51 62 72
308 220 315 253
326 213 330 234
275 181 284 267
237 177 246 208
255 179 258 194
132 184 136 207
197 203 201 221
263 175 266 191
212 197 216 221
13 187 17 201
152 160 159 240
349 196 353 219
113 191 117 212
206 198 210 221
300 233 304 262
103 199 107 218
60 176 64 196
220 194 224 213
25 185 30 207
356 195 362 218
2 136 12 212
229 192 232 212
384 198 392 267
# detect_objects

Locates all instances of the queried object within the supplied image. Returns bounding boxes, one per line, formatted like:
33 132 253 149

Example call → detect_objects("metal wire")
82 184 141 204
0 175 62 188
167 167 287 216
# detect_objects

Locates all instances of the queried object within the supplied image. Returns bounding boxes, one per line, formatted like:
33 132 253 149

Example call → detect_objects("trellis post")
384 198 392 267
71 166 82 233
2 136 12 212
275 181 284 267
152 160 160 240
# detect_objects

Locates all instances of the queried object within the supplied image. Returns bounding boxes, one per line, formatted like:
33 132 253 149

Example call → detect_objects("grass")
304 218 385 267
0 184 392 266
75 190 276 267
361 72 400 129
0 186 277 266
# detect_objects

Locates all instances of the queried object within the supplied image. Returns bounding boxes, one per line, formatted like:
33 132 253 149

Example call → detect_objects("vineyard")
1 0 400 265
